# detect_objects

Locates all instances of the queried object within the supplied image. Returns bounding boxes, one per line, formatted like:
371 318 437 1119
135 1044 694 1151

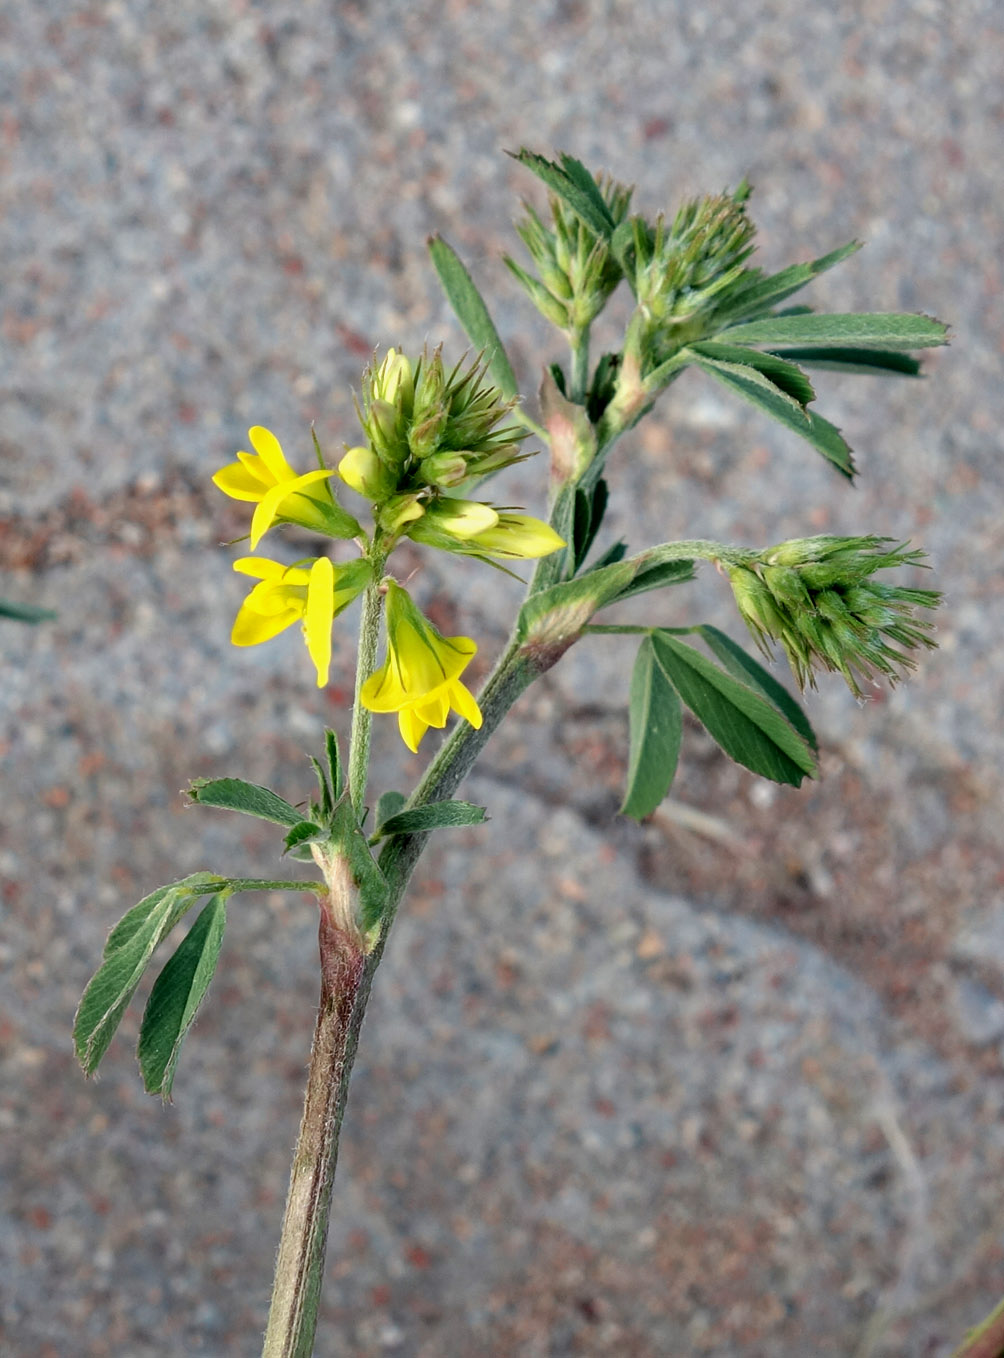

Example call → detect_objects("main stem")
261 914 366 1358
262 416 635 1355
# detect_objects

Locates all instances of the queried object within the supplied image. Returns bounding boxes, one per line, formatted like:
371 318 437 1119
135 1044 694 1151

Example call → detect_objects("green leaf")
694 625 817 751
188 777 304 828
373 799 489 840
612 559 695 603
686 348 809 417
103 872 224 956
374 790 406 831
690 352 855 477
650 632 816 786
283 820 325 859
717 312 949 352
686 342 815 405
75 874 224 1074
309 757 332 820
620 636 683 819
0 598 57 622
712 241 862 324
427 236 518 401
137 894 227 1099
768 347 923 377
572 478 609 571
510 148 615 239
325 728 344 802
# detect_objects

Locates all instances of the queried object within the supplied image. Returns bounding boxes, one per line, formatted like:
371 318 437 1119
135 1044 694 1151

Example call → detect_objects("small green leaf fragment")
651 632 816 786
0 598 57 622
103 872 224 956
374 800 488 839
510 148 615 239
325 729 344 801
188 777 304 828
768 347 923 377
137 894 228 1099
374 790 407 833
283 821 324 856
572 478 609 571
621 636 683 819
427 236 518 401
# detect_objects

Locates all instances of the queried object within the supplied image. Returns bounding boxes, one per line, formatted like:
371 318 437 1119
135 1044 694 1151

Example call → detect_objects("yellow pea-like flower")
214 427 360 549
230 555 371 687
360 581 483 753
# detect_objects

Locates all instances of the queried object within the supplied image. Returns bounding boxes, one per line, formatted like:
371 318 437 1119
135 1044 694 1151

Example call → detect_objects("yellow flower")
213 427 360 549
360 580 483 753
230 555 371 687
462 511 566 560
407 504 565 561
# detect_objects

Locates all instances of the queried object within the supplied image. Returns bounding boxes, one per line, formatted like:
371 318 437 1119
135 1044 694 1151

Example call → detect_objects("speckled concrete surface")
2 2 1003 1354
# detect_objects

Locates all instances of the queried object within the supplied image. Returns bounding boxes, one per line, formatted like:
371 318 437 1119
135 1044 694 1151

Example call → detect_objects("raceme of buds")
725 536 940 696
340 348 564 563
351 348 526 487
214 427 361 549
505 173 633 332
360 579 483 753
621 189 756 372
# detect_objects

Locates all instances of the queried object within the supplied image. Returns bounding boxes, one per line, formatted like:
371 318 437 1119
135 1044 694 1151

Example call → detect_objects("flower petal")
360 659 409 712
213 460 269 501
397 707 428 754
249 471 338 548
248 426 296 481
233 556 291 581
303 556 334 687
447 678 483 729
231 601 301 646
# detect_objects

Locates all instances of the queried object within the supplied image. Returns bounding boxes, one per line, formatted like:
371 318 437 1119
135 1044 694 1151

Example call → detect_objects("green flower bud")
378 493 425 535
338 445 395 502
418 451 468 489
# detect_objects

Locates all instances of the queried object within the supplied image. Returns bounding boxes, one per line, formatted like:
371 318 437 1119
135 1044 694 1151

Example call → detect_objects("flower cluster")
725 536 940 696
339 348 562 562
504 173 633 333
622 189 757 369
212 352 564 745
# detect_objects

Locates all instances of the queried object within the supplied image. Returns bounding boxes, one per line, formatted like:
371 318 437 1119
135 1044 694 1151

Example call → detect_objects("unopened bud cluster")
339 348 563 563
504 174 633 333
625 190 756 368
725 536 940 696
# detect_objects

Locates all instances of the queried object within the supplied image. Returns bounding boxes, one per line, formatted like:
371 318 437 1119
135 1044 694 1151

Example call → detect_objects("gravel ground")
2 2 1003 1354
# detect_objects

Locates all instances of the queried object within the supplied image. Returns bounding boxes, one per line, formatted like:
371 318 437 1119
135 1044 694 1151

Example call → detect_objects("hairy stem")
569 325 590 405
261 915 366 1358
346 563 385 817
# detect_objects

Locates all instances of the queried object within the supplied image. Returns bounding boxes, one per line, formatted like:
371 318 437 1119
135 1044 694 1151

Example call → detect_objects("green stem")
346 561 386 817
569 325 590 405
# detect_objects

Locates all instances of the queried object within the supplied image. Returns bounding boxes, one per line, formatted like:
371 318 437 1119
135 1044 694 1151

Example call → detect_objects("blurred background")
2 2 1002 1354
